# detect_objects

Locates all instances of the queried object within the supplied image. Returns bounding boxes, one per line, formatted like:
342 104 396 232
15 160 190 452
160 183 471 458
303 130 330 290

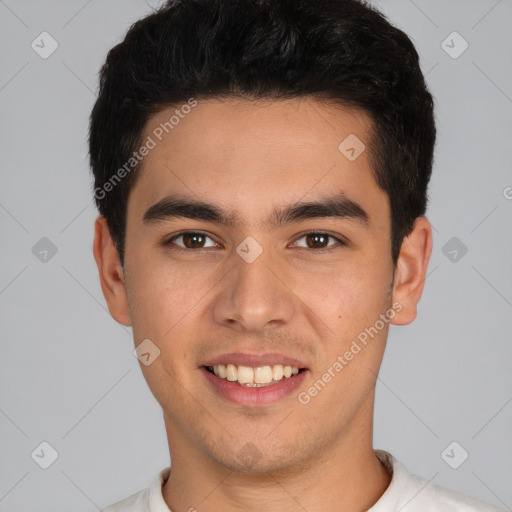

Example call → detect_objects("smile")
206 364 301 387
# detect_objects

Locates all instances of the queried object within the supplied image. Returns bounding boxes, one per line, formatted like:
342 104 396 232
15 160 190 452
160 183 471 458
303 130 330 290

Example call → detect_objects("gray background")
0 0 511 510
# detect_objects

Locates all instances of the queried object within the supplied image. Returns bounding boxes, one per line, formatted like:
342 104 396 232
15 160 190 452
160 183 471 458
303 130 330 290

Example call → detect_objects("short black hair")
89 0 436 268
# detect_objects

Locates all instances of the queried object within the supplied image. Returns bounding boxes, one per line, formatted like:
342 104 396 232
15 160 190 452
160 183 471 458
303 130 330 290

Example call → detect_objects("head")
91 0 435 475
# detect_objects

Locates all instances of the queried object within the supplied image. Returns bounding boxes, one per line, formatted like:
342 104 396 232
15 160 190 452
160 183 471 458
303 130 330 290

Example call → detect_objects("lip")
201 352 308 368
201 366 309 407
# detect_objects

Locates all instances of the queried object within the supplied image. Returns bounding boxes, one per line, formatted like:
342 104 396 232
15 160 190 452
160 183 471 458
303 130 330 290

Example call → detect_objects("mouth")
200 355 309 406
204 363 306 387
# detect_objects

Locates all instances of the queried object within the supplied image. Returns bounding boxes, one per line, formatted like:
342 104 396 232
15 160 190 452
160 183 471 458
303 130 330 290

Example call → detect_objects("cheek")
127 269 199 399
297 259 393 352
126 258 194 334
299 261 388 313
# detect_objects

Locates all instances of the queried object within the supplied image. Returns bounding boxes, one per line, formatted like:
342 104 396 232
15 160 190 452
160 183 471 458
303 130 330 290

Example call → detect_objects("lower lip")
201 367 308 407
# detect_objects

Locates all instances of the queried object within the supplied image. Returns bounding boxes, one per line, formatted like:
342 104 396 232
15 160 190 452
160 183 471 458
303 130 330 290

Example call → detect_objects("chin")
207 438 309 476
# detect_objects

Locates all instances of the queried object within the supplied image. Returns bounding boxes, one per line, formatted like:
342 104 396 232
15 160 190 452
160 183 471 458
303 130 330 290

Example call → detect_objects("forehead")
127 97 388 225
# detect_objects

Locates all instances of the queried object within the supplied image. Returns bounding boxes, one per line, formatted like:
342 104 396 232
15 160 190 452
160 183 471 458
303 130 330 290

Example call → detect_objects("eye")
165 231 218 250
293 231 346 250
164 230 346 252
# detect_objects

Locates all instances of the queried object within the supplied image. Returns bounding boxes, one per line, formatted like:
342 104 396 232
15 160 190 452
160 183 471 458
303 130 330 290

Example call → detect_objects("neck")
162 394 391 511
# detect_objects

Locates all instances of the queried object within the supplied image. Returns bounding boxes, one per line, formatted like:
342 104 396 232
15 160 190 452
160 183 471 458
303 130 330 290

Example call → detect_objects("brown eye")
306 233 329 249
166 231 217 250
182 232 206 248
294 232 345 250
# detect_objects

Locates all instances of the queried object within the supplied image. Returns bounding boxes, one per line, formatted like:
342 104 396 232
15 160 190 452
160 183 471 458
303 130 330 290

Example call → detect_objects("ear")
390 216 433 326
92 215 132 326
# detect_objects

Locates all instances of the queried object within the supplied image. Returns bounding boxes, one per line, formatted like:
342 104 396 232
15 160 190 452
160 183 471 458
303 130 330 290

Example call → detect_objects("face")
94 97 431 475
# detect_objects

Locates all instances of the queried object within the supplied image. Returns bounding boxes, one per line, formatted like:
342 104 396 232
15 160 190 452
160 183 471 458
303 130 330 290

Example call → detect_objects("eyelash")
163 230 347 253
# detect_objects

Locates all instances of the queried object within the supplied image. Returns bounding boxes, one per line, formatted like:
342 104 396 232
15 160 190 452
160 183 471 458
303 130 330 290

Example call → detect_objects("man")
90 0 504 510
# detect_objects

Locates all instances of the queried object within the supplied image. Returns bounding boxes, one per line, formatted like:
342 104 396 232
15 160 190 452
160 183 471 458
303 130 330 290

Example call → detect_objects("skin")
93 97 432 512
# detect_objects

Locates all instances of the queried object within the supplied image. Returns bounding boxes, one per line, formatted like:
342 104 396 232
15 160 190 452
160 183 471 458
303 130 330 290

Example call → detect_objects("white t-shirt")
102 450 505 511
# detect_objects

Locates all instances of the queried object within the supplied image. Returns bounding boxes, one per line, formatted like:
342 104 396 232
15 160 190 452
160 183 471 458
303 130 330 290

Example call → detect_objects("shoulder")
411 478 505 512
101 465 171 512
101 488 149 512
371 450 505 512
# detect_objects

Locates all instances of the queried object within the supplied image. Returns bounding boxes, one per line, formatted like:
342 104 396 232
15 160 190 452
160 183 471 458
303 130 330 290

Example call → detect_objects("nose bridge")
212 238 295 331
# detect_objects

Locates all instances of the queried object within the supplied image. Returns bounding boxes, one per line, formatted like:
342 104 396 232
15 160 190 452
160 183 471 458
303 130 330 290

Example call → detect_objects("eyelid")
291 230 347 249
165 230 219 249
164 230 348 251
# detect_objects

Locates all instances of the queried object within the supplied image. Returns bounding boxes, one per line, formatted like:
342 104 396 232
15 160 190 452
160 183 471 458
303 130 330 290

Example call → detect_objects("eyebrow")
142 192 370 231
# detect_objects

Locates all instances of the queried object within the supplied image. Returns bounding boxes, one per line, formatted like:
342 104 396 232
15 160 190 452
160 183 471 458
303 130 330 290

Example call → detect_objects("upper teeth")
210 364 299 386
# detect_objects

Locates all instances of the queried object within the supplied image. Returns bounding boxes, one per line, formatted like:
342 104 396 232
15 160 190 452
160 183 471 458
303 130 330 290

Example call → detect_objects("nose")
211 242 296 333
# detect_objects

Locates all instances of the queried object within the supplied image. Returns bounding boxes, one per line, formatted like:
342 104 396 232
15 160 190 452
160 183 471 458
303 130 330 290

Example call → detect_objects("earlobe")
390 216 433 326
92 215 132 326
